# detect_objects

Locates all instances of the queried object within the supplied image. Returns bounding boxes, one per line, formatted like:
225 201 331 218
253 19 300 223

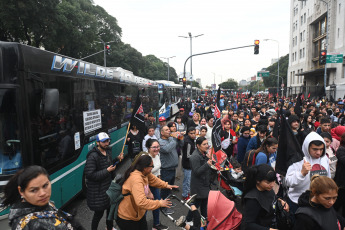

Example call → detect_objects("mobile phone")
113 161 120 167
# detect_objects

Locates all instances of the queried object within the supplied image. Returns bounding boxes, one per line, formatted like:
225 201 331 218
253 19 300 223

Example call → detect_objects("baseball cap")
159 116 166 122
97 132 110 142
179 108 185 111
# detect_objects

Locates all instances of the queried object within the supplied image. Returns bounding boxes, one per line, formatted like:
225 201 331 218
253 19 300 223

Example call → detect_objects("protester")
246 125 268 152
126 124 144 161
187 112 200 130
4 165 84 230
142 126 158 152
220 119 237 158
117 155 178 230
199 126 207 138
84 132 123 230
294 175 345 229
334 132 345 217
285 132 331 215
237 126 251 163
145 139 168 230
320 132 337 179
205 114 214 148
242 164 289 230
316 117 331 134
186 137 212 223
155 117 167 139
255 137 278 167
158 125 183 215
175 115 186 133
181 127 197 200
145 113 156 131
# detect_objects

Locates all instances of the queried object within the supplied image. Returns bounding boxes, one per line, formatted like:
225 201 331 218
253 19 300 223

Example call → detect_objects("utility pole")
160 56 175 81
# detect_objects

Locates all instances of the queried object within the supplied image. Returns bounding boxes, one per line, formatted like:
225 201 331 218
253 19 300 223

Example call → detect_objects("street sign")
257 71 270 77
327 54 343 63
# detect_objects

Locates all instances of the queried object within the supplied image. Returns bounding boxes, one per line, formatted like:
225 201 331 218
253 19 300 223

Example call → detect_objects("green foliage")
191 81 201 88
219 78 239 90
262 54 289 88
0 0 177 82
247 81 266 92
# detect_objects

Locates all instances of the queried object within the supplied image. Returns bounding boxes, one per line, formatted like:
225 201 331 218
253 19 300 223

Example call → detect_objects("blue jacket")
246 136 259 152
237 136 251 163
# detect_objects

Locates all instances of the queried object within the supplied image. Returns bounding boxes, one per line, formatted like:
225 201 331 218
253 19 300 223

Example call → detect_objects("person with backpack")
242 164 289 230
117 155 178 230
4 165 84 230
237 127 252 164
246 125 268 152
294 175 345 230
255 137 278 168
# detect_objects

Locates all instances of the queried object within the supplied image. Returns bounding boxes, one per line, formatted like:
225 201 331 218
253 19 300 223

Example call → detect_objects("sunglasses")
148 165 154 168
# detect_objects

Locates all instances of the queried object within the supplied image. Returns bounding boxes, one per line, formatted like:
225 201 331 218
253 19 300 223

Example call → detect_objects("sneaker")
186 194 197 206
153 224 169 230
175 216 186 227
161 207 174 215
186 221 194 226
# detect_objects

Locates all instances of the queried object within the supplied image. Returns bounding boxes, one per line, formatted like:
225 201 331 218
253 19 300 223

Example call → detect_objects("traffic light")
182 77 187 88
105 45 111 55
254 40 260 54
319 50 327 65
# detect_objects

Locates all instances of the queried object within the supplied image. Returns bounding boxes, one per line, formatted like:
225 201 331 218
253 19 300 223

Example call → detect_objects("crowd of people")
4 93 345 230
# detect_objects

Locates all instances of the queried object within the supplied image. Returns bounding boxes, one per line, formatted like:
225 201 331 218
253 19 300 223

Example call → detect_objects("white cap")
96 132 110 142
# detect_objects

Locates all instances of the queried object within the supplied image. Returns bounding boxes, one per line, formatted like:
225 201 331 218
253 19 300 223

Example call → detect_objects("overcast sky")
94 0 290 88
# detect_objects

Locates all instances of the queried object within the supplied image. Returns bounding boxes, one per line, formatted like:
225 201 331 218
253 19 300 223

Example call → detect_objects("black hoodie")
294 190 345 230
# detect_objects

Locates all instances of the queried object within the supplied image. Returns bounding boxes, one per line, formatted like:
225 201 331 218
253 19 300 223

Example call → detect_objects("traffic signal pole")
182 44 255 98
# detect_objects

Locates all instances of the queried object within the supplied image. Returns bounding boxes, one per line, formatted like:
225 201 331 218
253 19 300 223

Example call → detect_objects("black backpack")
241 149 257 174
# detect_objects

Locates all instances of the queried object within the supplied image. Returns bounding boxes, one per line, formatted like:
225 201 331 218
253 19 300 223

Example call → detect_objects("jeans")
150 186 161 226
116 215 148 230
160 169 176 199
182 168 191 198
186 198 208 222
91 207 112 230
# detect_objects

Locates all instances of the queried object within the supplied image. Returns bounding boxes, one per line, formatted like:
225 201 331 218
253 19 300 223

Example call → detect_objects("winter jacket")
246 135 262 152
182 135 196 169
285 132 331 204
237 135 251 163
243 187 275 230
8 201 81 230
118 170 168 221
84 146 114 211
334 146 345 187
190 148 212 199
294 190 345 230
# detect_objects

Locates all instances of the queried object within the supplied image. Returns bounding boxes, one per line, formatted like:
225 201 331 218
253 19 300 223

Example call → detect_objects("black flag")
294 93 303 117
130 91 146 134
275 109 304 176
212 87 222 152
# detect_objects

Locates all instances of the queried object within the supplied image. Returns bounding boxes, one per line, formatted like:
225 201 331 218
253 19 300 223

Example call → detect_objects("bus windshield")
0 88 22 175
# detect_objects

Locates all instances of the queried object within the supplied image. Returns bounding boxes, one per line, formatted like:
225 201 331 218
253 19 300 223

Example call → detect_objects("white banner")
83 109 102 134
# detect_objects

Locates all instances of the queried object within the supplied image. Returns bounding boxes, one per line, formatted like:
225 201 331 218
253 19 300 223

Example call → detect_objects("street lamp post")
319 0 329 94
263 39 280 96
160 56 176 81
179 33 204 98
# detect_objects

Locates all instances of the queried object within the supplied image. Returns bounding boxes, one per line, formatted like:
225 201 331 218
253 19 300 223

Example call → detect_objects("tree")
262 54 289 88
219 78 238 90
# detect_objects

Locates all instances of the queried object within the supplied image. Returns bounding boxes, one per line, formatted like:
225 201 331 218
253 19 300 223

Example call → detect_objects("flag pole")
120 122 131 161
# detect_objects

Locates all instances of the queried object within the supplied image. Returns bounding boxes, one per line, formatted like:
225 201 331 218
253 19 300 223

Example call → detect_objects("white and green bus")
0 42 173 228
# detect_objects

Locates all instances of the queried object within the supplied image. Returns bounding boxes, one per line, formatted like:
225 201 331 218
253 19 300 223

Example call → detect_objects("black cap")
288 115 299 124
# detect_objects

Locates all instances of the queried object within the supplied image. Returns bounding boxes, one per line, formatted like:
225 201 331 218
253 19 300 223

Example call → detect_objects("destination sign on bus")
51 55 115 79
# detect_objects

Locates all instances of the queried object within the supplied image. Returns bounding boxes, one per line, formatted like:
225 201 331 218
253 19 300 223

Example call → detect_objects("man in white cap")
84 132 123 230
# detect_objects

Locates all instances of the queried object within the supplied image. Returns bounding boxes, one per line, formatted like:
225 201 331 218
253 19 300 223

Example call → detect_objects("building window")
339 3 341 14
338 28 340 38
304 13 306 23
303 48 305 58
300 49 302 59
295 52 297 61
303 30 305 41
300 32 303 42
301 16 303 25
292 53 294 62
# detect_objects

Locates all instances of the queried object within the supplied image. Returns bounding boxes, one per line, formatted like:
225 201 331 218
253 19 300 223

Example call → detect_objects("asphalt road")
65 156 191 230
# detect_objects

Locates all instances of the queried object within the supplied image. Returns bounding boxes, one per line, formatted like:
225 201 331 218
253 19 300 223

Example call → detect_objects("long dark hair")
120 155 152 185
261 137 278 158
242 164 276 204
3 166 49 206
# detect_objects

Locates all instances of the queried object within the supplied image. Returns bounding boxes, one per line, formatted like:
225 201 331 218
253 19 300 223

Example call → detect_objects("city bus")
0 42 165 228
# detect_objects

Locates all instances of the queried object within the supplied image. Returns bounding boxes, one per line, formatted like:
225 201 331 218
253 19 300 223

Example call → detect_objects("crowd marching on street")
4 90 345 230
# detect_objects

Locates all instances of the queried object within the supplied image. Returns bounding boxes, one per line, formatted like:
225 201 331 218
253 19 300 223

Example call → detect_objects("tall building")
287 0 345 99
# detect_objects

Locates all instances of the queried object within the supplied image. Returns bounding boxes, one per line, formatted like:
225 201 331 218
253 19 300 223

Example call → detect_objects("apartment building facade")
287 0 345 99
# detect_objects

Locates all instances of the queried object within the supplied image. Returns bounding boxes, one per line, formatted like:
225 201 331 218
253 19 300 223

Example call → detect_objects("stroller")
212 150 244 201
161 191 242 230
